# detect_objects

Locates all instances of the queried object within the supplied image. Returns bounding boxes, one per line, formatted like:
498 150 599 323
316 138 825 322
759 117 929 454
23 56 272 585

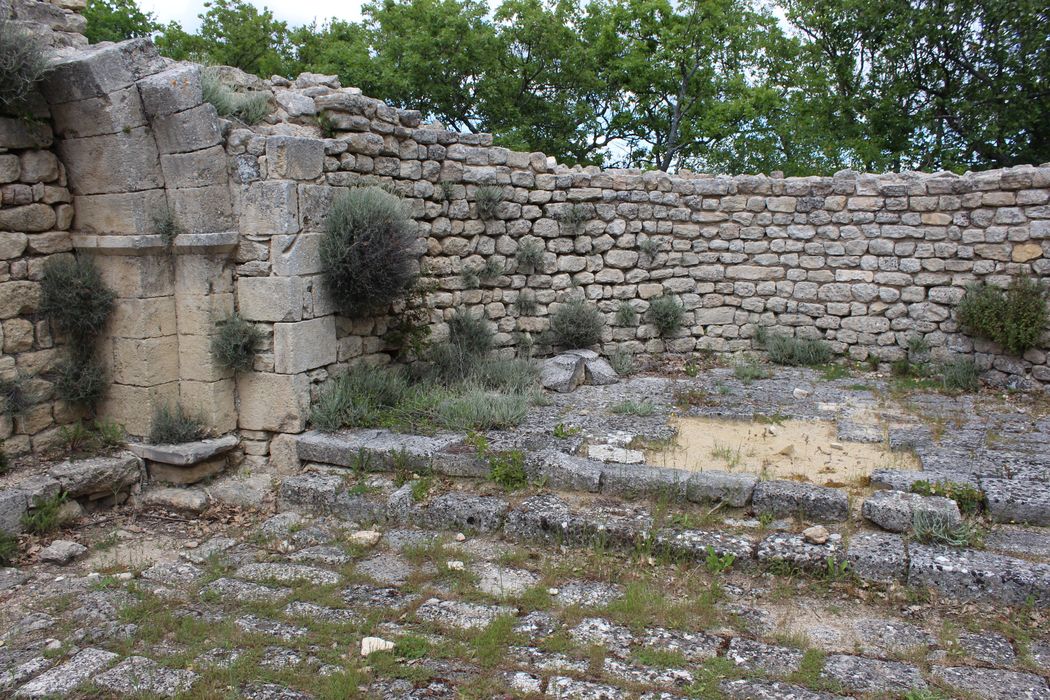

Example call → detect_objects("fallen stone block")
541 353 585 393
0 489 28 534
48 453 141 499
37 540 86 565
981 477 1050 526
756 532 845 573
128 435 238 466
278 473 387 525
142 487 209 514
845 531 908 583
908 543 1050 606
686 470 757 507
752 480 849 522
862 489 961 533
526 449 603 492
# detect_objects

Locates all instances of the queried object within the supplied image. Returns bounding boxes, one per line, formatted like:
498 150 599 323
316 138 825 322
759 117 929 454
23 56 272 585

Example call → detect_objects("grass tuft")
757 328 832 366
149 404 207 444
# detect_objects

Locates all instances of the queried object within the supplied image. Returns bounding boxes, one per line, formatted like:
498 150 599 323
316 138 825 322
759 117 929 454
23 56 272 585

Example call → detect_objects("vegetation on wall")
648 295 685 336
320 186 418 318
549 297 605 349
212 314 264 372
40 257 115 410
756 328 833 367
149 404 207 444
957 277 1048 355
0 19 50 115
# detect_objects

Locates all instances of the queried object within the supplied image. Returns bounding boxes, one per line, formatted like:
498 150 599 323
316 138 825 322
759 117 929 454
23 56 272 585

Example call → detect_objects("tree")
83 0 157 44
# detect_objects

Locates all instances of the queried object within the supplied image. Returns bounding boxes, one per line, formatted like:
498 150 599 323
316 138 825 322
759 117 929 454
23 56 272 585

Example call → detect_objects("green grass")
21 493 67 535
610 399 656 416
733 356 770 383
757 328 833 366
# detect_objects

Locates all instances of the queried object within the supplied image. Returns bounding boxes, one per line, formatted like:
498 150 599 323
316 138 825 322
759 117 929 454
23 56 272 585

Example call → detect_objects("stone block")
602 464 689 500
50 86 147 138
178 334 233 382
237 372 311 432
845 531 907 583
170 184 234 233
752 480 849 522
686 470 757 507
56 127 163 195
108 297 177 338
159 145 228 188
0 489 28 534
862 489 961 532
240 180 300 235
237 276 304 322
981 477 1050 526
0 116 52 148
541 353 585 392
908 543 1050 606
48 453 141 498
931 666 1049 700
654 528 756 566
273 316 337 374
266 136 324 180
0 203 56 232
72 190 168 234
98 381 179 438
175 293 234 336
271 233 324 277
756 531 845 572
111 336 180 386
129 434 238 464
0 231 27 259
821 655 925 695
180 379 237 435
417 493 509 533
174 253 232 295
148 456 227 485
526 449 603 492
0 281 41 319
0 153 19 183
41 38 165 104
19 151 60 183
152 103 222 154
137 64 203 117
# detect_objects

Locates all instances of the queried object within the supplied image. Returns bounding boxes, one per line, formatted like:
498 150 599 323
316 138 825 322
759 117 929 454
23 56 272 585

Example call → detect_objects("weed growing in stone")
53 355 107 409
515 290 538 315
515 239 544 272
152 204 182 244
757 328 833 366
0 18 49 113
911 479 983 514
474 185 504 220
648 294 684 336
704 546 736 575
201 69 270 124
710 441 744 468
553 422 581 438
615 300 637 326
21 492 67 535
212 314 264 372
58 421 94 454
549 297 605 348
958 276 1048 355
638 237 661 259
467 432 528 490
609 345 636 375
0 530 17 565
0 374 31 416
149 404 207 444
912 511 984 548
940 357 980 393
41 256 115 344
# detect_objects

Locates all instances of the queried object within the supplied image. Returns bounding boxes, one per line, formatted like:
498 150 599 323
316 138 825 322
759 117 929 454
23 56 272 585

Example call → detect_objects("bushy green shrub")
616 301 637 326
516 291 538 315
515 240 544 271
556 204 589 232
0 19 49 114
320 186 418 317
429 309 494 382
54 356 107 408
149 404 207 444
0 375 31 416
940 357 979 393
475 186 504 220
436 387 528 430
152 205 182 245
912 511 983 548
201 69 270 124
549 298 605 348
609 346 636 375
22 493 66 535
757 328 832 366
911 479 983 514
733 356 770 383
40 257 115 344
957 277 1047 355
212 314 263 372
0 531 18 566
0 439 9 475
648 295 684 336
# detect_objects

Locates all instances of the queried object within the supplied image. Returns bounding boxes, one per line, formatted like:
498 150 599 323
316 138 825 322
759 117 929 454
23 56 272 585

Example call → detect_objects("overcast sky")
139 0 366 32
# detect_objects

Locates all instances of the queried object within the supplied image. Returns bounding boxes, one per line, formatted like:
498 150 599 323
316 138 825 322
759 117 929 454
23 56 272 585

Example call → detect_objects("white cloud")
140 0 365 32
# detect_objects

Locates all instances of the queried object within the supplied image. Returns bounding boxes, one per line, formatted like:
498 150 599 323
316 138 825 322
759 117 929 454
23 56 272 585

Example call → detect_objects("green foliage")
733 356 769 384
555 204 589 232
466 432 528 490
0 19 50 115
609 346 636 376
704 545 736 574
93 419 125 449
84 0 158 43
211 314 263 373
435 387 528 430
757 328 832 367
200 69 271 124
1 375 31 416
320 186 418 317
553 422 581 438
384 280 435 360
515 290 538 316
957 277 1047 355
317 111 337 138
515 240 544 271
940 357 980 393
615 301 637 326
59 422 95 454
149 404 207 444
549 297 605 348
912 511 984 548
152 205 182 245
638 237 661 259
40 257 115 345
0 440 8 474
648 295 684 336
474 186 504 220
429 308 493 382
22 493 67 535
54 355 107 409
911 480 984 515
610 399 655 416
0 530 18 566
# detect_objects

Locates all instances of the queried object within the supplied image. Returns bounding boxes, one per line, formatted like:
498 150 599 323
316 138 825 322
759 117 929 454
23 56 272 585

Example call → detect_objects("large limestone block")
137 64 203 117
271 233 322 275
57 127 163 195
48 453 141 498
98 381 180 438
41 38 166 104
50 86 147 138
111 336 180 386
19 151 60 183
240 181 300 235
0 203 56 232
179 334 234 382
152 104 222 155
0 281 41 319
237 276 304 322
108 297 178 339
273 317 337 374
95 254 174 298
266 136 324 180
0 116 52 148
170 184 234 233
73 190 168 234
237 372 311 432
175 254 233 295
160 145 228 189
180 379 237 435
175 293 234 337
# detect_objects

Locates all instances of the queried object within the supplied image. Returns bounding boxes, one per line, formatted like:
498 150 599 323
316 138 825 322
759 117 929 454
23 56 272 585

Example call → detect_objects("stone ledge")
128 434 238 466
72 231 238 254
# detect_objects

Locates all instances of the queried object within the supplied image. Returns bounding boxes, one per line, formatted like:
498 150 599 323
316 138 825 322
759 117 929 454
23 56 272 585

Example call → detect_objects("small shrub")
0 439 8 474
516 291 538 315
149 404 207 444
21 493 66 535
549 298 605 348
556 204 588 232
757 328 832 367
957 276 1048 355
610 399 655 416
59 421 95 454
553 423 581 438
310 366 411 432
460 266 480 289
212 314 263 373
317 111 336 138
911 479 983 514
912 511 983 548
616 301 637 326
480 258 503 281
467 432 528 490
609 346 636 375
40 257 115 344
471 358 539 394
0 530 18 565
234 92 270 124
201 70 235 115
94 419 125 449
201 69 269 124
320 186 418 317
438 180 456 202
152 205 182 245
940 357 979 393
429 309 494 382
638 237 661 258
53 355 107 408
733 356 769 384
475 186 504 220
1 375 32 416
0 19 50 114
704 545 736 574
648 295 684 336
515 240 544 271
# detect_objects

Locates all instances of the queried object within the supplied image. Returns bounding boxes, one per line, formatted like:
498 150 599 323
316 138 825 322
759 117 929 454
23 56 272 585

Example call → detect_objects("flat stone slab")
553 580 623 607
415 598 514 629
357 553 413 585
235 615 308 641
908 543 1050 606
242 682 313 700
128 435 238 465
48 453 140 498
756 532 844 573
526 449 603 492
290 545 352 566
342 583 419 609
603 657 693 687
235 562 340 586
821 654 925 694
94 656 197 697
642 627 722 662
870 469 979 492
141 561 204 585
932 666 1050 700
283 601 361 624
854 617 934 654
547 675 626 699
142 487 210 513
475 563 538 598
201 578 291 603
985 525 1050 560
862 489 961 532
418 492 508 532
295 429 461 469
720 679 850 700
726 638 803 676
845 531 908 583
686 470 757 507
15 647 118 697
509 646 588 673
513 611 559 640
958 631 1017 666
38 540 87 565
982 478 1050 526
654 529 755 567
180 536 238 564
752 480 849 522
505 493 652 549
569 617 635 656
541 354 586 393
